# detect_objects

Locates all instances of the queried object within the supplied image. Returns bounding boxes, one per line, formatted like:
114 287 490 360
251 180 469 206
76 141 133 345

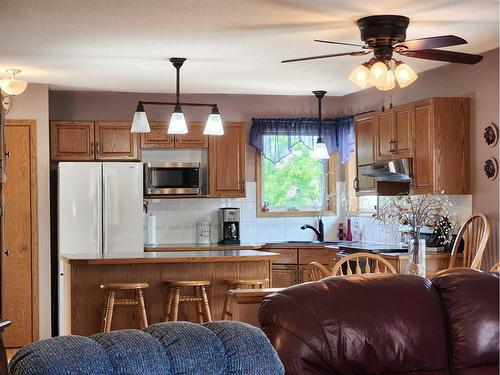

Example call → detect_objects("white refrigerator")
58 162 144 333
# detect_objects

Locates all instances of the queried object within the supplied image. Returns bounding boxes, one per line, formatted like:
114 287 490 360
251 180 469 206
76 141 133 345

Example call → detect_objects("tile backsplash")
146 182 472 245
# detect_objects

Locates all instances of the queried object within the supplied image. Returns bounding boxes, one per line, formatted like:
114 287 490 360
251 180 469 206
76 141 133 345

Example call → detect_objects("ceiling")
1 0 498 95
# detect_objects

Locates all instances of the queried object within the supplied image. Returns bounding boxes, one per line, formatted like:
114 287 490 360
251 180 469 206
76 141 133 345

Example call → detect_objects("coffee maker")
218 208 240 245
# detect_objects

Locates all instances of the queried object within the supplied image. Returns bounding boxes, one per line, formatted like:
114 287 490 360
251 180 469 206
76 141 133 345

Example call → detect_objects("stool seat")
164 280 210 287
100 282 149 290
223 278 268 286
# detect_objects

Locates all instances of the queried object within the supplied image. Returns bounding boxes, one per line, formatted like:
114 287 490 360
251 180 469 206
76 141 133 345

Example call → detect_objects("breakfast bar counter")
60 250 279 336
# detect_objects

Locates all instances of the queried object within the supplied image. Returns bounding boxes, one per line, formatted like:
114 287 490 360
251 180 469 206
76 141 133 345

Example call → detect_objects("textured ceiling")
0 0 498 95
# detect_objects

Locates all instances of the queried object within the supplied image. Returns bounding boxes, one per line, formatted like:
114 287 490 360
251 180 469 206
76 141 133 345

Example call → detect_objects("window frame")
255 150 337 218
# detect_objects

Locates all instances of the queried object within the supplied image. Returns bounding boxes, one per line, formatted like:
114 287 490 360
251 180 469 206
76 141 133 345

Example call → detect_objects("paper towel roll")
145 214 157 245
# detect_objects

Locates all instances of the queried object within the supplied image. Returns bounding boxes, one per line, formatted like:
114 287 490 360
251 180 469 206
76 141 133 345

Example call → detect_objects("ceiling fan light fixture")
167 105 188 134
131 103 150 133
0 69 28 96
395 62 418 88
204 106 224 135
314 138 330 160
377 69 396 91
348 63 370 88
368 61 388 87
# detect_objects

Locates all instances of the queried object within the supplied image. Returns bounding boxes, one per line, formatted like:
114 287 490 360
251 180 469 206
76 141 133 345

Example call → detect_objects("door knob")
3 250 10 256
4 151 10 158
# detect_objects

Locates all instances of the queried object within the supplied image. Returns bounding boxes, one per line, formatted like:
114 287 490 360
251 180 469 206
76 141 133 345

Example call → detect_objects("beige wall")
335 49 500 269
5 83 51 339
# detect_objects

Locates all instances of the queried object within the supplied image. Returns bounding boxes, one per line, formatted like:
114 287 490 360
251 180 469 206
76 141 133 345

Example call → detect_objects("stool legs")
194 287 204 323
171 287 181 322
164 284 212 323
136 289 149 328
221 284 236 320
103 291 115 333
200 286 212 322
164 287 174 322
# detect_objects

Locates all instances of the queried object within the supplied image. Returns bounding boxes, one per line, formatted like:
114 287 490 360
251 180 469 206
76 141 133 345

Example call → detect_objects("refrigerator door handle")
102 169 107 255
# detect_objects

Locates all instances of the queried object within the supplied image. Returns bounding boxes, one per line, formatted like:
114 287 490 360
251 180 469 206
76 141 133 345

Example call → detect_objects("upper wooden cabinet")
51 121 139 161
354 97 470 195
208 122 246 197
95 122 139 160
51 121 95 160
140 122 208 149
354 112 376 194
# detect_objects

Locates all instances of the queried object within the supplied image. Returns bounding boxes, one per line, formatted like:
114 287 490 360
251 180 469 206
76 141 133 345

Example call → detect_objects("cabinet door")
208 123 246 197
412 100 434 193
175 123 208 148
95 122 139 160
50 121 94 160
393 104 412 157
140 122 174 149
375 110 394 161
354 113 376 194
272 265 298 288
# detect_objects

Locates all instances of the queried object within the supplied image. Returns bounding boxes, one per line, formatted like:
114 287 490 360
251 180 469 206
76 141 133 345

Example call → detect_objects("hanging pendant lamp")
313 90 330 160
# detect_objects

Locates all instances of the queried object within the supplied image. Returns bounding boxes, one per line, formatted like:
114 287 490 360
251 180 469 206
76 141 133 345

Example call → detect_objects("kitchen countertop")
61 250 280 265
144 243 264 251
326 241 408 253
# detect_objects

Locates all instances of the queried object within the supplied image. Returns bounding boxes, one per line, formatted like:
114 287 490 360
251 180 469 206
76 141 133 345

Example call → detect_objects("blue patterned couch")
9 321 284 375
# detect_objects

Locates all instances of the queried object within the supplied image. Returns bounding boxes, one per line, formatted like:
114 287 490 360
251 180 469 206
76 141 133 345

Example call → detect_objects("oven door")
144 162 200 195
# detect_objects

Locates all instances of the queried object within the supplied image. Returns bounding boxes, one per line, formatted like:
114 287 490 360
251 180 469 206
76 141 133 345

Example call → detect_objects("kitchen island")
60 250 279 335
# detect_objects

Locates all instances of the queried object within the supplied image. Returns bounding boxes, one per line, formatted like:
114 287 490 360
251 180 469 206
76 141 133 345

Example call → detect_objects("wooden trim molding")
255 151 337 218
4 119 39 343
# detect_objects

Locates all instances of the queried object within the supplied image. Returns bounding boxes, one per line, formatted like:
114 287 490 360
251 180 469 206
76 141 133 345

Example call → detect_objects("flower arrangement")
374 192 455 241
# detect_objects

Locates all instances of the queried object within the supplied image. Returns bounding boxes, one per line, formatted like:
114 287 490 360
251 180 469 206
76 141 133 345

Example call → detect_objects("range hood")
359 158 412 181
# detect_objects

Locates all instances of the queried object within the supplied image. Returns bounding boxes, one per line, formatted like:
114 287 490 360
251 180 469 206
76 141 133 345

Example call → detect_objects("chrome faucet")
301 219 324 242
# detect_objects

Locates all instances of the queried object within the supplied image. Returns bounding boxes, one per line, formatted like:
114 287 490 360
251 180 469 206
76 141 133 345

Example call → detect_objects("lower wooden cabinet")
272 265 298 288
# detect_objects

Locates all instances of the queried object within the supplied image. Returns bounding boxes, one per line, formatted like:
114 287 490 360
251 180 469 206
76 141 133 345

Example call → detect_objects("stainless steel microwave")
144 162 201 195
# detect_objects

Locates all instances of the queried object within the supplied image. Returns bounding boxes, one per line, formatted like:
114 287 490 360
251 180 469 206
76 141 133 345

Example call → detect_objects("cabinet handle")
353 177 359 192
389 139 396 153
3 250 10 256
96 142 100 154
90 142 94 154
4 151 10 159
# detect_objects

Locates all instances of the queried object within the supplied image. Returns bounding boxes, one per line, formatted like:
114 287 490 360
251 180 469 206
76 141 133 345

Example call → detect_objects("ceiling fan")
282 15 484 90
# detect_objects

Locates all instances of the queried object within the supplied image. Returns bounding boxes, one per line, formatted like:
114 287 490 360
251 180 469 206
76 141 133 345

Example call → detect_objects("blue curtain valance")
249 116 354 164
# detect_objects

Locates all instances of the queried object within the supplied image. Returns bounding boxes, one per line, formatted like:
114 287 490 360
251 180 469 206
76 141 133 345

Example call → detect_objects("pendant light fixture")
0 69 28 96
131 58 224 135
313 90 330 160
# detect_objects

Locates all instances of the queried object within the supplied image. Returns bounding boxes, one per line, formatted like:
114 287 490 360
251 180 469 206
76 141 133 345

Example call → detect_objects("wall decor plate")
484 157 498 180
484 122 498 147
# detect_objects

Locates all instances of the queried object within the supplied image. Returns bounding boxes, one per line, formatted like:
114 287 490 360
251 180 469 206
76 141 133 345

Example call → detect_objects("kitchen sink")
268 240 347 245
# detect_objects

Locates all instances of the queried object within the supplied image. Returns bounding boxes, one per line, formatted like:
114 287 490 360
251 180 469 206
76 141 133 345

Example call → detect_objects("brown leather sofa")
259 269 499 375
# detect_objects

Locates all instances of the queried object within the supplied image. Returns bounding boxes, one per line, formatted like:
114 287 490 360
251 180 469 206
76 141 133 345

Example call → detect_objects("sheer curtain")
249 116 354 164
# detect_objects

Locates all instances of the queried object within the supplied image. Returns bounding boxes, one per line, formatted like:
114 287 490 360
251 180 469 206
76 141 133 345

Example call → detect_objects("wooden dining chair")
303 261 331 282
449 213 491 270
331 252 397 276
490 262 500 272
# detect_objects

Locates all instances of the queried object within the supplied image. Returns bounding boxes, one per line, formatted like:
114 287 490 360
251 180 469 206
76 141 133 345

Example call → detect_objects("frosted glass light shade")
376 69 396 91
131 111 150 133
0 79 27 96
204 113 224 135
314 139 330 160
168 110 188 134
395 62 418 88
368 61 388 87
348 64 370 88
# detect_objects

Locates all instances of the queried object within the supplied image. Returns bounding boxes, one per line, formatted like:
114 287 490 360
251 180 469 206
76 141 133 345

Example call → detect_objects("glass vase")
406 238 426 277
346 218 353 241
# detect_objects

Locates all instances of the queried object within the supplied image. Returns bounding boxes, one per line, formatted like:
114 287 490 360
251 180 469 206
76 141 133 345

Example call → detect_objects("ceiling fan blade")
394 35 467 50
314 39 366 48
281 50 370 63
399 49 483 64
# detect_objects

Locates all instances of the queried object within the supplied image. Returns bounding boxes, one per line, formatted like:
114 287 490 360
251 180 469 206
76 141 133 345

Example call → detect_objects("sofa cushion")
10 321 284 375
432 269 499 375
259 274 450 375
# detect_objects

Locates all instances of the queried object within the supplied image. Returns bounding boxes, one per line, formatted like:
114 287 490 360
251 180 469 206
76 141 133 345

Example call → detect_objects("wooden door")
208 123 246 197
393 104 412 157
140 122 174 149
272 265 298 288
354 113 376 194
375 110 394 161
2 120 37 347
412 100 434 193
175 123 208 148
95 122 139 160
50 121 94 160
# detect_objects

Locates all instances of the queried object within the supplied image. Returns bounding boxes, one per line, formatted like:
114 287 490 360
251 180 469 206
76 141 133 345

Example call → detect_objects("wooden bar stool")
221 278 268 320
100 282 149 332
163 280 212 323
